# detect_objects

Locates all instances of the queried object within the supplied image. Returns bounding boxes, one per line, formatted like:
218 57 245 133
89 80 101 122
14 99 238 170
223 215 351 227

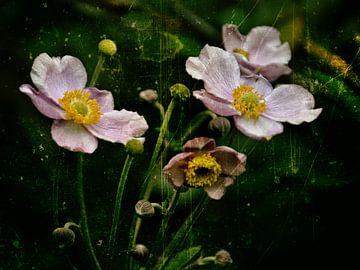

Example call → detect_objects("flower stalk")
89 54 105 87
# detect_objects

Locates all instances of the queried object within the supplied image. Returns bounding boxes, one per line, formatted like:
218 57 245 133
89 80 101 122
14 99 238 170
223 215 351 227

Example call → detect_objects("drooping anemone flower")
19 53 148 153
163 137 246 200
186 45 322 140
222 24 292 81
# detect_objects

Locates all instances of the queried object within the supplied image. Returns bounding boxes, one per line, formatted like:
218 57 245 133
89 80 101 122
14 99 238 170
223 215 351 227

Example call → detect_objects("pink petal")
234 115 284 140
238 75 273 97
210 146 246 176
163 152 194 188
86 87 114 113
86 110 148 145
193 90 238 116
19 84 66 119
51 120 98 153
204 176 234 200
244 26 291 66
186 45 241 100
258 63 292 82
263 84 322 124
183 137 216 152
222 24 247 52
30 53 87 102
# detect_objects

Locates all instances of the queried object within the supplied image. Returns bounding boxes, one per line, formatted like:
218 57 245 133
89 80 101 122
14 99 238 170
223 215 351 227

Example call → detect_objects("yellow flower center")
184 153 222 187
232 84 266 120
58 89 102 125
233 48 250 60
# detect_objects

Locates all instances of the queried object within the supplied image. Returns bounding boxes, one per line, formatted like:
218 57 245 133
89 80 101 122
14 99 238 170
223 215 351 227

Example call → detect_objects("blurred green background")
1 0 360 269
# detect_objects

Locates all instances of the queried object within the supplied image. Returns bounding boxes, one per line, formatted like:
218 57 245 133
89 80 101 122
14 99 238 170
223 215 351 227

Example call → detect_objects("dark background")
1 0 360 269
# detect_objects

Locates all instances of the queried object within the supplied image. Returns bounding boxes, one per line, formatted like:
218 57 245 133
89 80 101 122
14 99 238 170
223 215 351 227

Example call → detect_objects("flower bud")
135 200 155 218
214 249 233 267
131 244 149 260
98 39 117 56
52 227 75 248
208 117 231 136
126 139 144 155
139 89 158 103
170 83 190 101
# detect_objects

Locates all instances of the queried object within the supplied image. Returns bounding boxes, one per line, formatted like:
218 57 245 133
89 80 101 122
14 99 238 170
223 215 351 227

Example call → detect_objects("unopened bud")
135 200 155 218
170 83 190 101
52 227 75 248
131 244 149 260
139 89 158 103
126 139 144 155
98 39 117 56
208 117 231 136
214 250 233 267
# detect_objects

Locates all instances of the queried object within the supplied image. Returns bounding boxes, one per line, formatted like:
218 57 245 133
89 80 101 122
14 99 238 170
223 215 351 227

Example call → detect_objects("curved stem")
89 54 105 87
107 154 134 264
77 153 102 270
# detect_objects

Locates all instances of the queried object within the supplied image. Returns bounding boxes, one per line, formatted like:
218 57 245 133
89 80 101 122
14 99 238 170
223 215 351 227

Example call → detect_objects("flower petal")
86 110 148 145
19 84 66 119
258 63 292 82
244 26 291 66
210 146 246 176
193 90 238 116
263 84 322 124
234 115 284 140
204 176 234 200
86 87 114 113
238 75 273 97
163 152 194 188
51 120 98 153
186 45 241 100
30 53 87 102
222 24 247 52
183 137 216 152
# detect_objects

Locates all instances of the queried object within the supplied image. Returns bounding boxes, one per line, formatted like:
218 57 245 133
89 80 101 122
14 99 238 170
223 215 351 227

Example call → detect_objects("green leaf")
165 245 202 269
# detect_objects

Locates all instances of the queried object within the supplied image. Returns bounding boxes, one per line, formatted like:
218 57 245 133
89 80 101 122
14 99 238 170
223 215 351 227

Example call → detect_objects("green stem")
179 110 217 144
52 150 62 227
155 194 210 270
107 154 134 264
148 190 181 267
89 54 105 87
77 153 102 270
127 98 177 269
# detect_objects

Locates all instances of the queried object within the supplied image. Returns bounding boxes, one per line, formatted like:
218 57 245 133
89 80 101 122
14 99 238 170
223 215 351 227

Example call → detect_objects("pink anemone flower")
222 24 292 81
19 53 148 153
163 137 246 200
186 45 322 140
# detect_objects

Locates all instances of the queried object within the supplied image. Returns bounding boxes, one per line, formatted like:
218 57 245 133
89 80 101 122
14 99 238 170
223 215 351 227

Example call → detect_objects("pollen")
184 153 222 187
233 48 250 60
58 89 102 125
232 84 266 120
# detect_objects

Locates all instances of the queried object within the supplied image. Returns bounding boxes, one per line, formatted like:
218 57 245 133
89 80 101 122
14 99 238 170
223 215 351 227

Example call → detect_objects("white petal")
263 84 322 124
186 45 241 100
193 90 238 116
30 53 87 102
234 115 284 140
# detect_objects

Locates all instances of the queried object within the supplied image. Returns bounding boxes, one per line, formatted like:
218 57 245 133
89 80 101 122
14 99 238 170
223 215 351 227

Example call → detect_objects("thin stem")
155 194 210 270
89 54 105 87
153 101 165 120
52 150 62 227
127 98 177 269
107 154 134 264
179 110 217 144
77 153 102 270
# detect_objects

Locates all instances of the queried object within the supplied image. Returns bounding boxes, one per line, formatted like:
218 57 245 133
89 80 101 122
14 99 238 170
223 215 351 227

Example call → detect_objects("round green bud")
170 83 190 101
52 227 75 248
98 39 117 56
139 89 158 103
208 117 231 137
126 139 144 155
131 244 149 260
135 200 155 218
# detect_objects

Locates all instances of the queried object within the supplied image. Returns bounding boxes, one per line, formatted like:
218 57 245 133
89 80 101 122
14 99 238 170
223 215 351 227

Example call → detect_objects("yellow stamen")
233 48 250 60
184 153 222 187
232 84 266 120
58 89 102 125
